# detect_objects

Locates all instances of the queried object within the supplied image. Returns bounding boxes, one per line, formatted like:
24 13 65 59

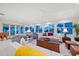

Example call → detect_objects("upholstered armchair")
0 32 8 40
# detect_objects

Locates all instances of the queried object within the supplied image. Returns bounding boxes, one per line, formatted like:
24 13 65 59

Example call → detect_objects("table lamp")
27 29 31 32
63 28 68 37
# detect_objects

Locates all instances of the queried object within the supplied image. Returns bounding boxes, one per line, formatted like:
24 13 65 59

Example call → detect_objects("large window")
64 22 73 34
3 24 25 35
49 24 54 33
57 22 73 34
44 24 49 32
20 26 24 34
35 24 42 33
16 25 20 34
29 25 34 32
57 23 63 34
3 24 9 35
25 26 29 31
44 24 54 33
10 25 15 35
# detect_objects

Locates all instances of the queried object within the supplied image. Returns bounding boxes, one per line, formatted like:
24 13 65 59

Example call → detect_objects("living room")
0 3 79 56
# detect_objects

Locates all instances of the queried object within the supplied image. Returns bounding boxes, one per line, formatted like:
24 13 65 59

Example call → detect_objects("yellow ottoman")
15 45 47 56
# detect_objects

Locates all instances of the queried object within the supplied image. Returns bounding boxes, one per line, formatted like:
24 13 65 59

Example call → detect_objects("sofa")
0 32 8 40
0 40 21 56
11 35 27 43
65 41 78 49
70 45 79 56
75 37 79 41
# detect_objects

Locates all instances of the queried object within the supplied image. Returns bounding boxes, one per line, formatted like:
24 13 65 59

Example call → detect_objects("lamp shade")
63 28 68 33
27 29 31 32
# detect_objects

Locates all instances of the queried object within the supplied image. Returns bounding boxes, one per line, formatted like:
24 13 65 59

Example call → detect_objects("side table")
62 37 71 42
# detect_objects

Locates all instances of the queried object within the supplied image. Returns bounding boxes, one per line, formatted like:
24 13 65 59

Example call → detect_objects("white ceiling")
0 3 79 25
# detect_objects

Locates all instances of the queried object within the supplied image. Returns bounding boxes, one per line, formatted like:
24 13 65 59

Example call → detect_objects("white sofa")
0 40 22 56
0 40 62 56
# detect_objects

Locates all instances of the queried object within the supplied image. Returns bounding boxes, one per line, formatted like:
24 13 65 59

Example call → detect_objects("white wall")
0 3 79 41
0 21 2 32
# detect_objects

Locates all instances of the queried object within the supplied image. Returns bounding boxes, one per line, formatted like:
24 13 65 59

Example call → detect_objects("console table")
37 39 61 53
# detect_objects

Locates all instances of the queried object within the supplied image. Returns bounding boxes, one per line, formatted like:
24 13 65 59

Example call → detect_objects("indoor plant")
73 23 79 41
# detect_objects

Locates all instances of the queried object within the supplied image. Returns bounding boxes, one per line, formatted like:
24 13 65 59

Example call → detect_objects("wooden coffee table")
37 39 61 53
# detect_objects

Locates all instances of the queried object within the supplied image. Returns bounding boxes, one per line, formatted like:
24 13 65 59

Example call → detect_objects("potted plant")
73 23 79 41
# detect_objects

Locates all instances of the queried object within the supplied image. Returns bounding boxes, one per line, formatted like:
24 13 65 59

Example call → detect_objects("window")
57 28 63 33
44 24 54 33
3 24 9 35
3 24 25 35
57 23 63 34
29 25 34 32
64 22 73 34
57 23 63 27
16 25 20 34
35 24 42 33
10 25 15 35
65 22 72 27
44 24 49 32
49 24 54 33
25 26 29 31
20 26 24 34
57 22 73 34
16 25 24 34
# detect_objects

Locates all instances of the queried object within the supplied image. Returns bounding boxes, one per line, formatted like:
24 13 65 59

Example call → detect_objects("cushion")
11 35 24 43
20 37 26 45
